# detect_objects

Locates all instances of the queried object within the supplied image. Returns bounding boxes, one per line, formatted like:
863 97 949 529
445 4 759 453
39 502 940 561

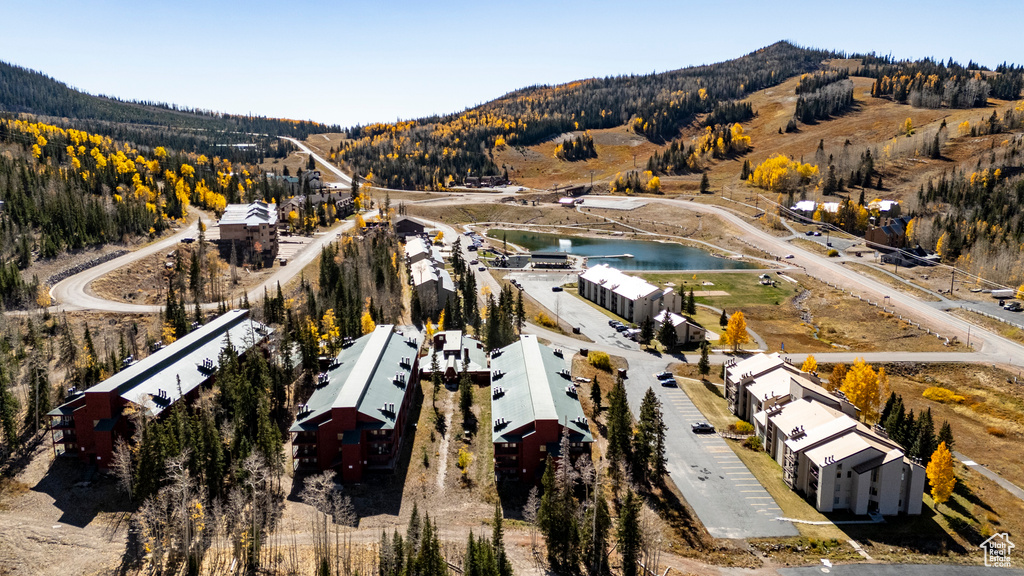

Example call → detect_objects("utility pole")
949 268 955 294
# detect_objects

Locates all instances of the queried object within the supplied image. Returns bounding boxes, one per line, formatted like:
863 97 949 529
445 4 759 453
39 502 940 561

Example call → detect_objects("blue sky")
2 0 1022 127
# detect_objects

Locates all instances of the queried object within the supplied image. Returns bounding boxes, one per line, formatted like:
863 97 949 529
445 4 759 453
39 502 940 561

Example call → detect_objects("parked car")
1005 301 1022 312
691 422 716 434
615 324 628 333
660 378 678 387
608 320 618 327
655 371 673 380
470 259 479 265
784 254 795 259
805 230 814 236
813 231 822 236
551 286 563 292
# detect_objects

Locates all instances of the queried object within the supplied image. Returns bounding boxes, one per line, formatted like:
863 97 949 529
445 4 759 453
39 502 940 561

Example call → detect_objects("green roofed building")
490 335 593 482
290 325 421 482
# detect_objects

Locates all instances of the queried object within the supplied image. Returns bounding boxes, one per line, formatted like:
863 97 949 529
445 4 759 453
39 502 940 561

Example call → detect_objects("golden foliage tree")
748 154 819 193
827 363 847 392
840 358 887 419
361 298 376 335
801 355 817 374
926 442 956 506
722 311 750 352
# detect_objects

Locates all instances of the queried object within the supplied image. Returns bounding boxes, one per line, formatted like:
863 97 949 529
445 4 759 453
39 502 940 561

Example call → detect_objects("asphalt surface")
49 217 354 313
281 137 352 186
777 565 1023 576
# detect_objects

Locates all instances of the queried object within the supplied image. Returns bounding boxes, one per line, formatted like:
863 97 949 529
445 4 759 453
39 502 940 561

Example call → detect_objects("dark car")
660 378 677 387
478 266 486 272
551 286 563 292
691 422 716 434
615 324 628 332
608 320 617 327
655 371 673 380
805 230 814 236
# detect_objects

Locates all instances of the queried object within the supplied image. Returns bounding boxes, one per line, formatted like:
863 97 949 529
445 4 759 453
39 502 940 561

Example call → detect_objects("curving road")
48 218 354 314
281 136 352 186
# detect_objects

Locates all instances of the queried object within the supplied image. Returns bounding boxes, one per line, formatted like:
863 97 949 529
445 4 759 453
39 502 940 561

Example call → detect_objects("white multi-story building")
577 264 682 323
218 201 279 255
727 353 925 516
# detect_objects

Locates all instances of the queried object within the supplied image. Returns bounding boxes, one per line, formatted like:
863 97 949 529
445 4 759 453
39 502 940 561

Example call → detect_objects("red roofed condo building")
290 325 421 481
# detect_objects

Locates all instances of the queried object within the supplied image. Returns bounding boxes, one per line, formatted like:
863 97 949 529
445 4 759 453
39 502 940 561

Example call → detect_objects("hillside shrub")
923 386 968 405
987 426 1007 438
588 351 612 372
827 248 839 257
743 435 763 451
732 421 755 434
534 312 557 328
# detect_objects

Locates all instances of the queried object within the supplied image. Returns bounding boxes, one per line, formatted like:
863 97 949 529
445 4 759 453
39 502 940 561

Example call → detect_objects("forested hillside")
0 118 298 307
0 61 335 161
340 42 841 189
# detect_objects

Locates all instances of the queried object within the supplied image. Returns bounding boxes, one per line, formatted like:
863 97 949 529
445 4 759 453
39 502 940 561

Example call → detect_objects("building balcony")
292 445 318 458
292 433 317 445
293 458 318 472
49 418 75 430
51 430 77 444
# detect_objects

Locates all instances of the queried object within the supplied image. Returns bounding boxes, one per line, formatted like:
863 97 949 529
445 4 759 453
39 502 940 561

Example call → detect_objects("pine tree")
686 288 696 316
719 308 727 327
492 503 512 576
698 342 710 379
515 289 525 335
937 421 955 452
657 319 677 350
606 376 632 465
699 173 710 193
589 374 602 415
617 488 642 576
638 317 654 346
0 363 20 450
430 352 441 410
634 388 667 482
459 362 473 425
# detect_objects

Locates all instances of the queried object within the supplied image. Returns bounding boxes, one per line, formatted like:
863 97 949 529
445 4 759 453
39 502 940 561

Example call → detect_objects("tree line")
340 41 839 189
555 132 597 161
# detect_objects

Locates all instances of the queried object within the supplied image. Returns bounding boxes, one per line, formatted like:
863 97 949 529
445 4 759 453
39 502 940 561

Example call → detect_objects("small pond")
487 229 756 270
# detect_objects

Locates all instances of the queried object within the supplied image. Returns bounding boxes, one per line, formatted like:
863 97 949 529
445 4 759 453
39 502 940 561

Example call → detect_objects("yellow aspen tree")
437 310 446 332
926 442 956 506
801 355 817 373
723 311 750 352
361 298 376 335
903 118 914 137
840 358 885 419
827 363 848 392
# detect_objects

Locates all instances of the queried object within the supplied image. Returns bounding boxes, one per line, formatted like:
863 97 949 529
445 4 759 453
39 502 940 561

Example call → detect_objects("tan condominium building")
218 201 279 256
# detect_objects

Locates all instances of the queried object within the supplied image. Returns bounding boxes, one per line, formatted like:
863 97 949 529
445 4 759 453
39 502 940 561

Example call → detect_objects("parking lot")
507 271 639 351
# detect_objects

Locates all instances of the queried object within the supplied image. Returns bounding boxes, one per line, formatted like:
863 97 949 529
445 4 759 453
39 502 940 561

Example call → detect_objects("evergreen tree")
0 363 20 450
719 308 728 327
492 503 512 576
638 317 654 346
515 289 526 335
698 342 710 379
699 173 710 193
657 319 677 350
581 489 610 576
430 352 441 410
459 362 473 425
879 392 898 424
633 388 667 482
686 288 696 316
589 375 602 415
606 376 632 465
937 420 955 452
617 489 642 576
538 455 579 572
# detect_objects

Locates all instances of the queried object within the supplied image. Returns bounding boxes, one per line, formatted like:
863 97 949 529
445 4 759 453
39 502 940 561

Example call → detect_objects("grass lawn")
640 271 799 310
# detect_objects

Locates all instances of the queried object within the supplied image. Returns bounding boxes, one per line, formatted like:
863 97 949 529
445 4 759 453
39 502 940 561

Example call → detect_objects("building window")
847 471 852 478
834 496 840 505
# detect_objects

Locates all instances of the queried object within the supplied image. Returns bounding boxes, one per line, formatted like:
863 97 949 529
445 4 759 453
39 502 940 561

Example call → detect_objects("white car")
784 254 795 259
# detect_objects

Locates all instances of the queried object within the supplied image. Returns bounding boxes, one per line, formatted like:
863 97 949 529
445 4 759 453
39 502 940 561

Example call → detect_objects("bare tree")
111 437 134 503
576 454 595 502
523 486 540 549
301 470 338 574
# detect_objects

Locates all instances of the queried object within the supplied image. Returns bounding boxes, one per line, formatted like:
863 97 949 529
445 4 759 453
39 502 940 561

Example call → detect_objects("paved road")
955 451 1024 503
281 137 352 186
48 218 354 314
778 565 1023 576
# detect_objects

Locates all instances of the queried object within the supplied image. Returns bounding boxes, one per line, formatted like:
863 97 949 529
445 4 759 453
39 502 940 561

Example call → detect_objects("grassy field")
949 308 1024 345
640 271 798 310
